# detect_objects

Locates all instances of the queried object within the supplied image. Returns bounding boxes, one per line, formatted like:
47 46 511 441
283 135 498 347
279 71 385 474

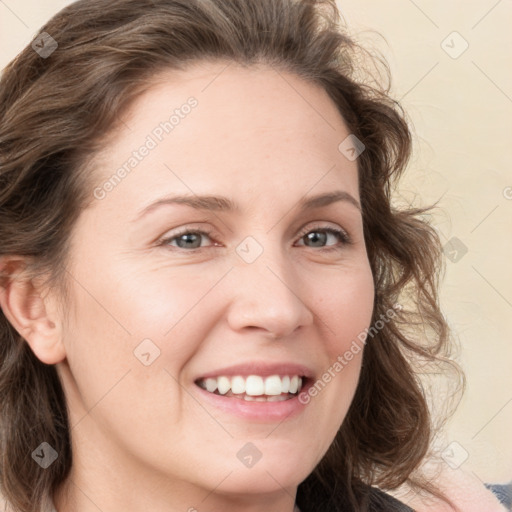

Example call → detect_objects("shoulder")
368 487 414 511
486 483 512 511
388 467 510 512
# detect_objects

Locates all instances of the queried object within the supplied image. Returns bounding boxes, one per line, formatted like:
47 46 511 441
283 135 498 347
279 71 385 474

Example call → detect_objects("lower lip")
193 381 311 422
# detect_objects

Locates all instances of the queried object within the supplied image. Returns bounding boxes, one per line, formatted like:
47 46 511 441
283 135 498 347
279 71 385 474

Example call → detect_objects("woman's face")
56 62 374 508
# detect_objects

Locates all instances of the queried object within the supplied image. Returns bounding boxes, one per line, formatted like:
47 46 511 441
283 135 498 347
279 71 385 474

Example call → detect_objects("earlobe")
0 257 66 365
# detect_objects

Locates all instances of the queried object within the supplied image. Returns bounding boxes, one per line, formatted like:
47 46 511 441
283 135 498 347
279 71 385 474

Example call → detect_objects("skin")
1 62 376 512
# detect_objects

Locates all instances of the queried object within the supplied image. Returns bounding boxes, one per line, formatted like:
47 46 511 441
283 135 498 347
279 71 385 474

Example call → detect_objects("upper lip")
195 362 315 381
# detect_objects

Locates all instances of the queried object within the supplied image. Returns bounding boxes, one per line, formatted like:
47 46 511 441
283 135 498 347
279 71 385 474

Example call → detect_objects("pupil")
307 231 326 247
180 234 200 248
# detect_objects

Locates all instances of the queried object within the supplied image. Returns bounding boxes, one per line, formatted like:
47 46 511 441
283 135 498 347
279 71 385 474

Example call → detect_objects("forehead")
89 61 359 213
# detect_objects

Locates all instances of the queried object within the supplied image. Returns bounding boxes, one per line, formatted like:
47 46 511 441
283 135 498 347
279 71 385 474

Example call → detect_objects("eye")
159 229 216 250
295 224 352 251
158 224 352 252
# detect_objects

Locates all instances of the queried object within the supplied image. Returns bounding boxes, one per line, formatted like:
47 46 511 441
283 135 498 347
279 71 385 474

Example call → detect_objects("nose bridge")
226 233 314 338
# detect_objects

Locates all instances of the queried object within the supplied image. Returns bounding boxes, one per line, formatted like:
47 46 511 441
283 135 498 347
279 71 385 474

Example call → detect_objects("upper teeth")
198 375 303 396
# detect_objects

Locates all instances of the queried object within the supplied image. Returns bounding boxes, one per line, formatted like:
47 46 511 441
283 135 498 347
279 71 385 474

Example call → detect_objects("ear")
0 256 66 365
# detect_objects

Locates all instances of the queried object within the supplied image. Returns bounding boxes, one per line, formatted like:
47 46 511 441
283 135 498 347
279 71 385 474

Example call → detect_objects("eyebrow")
133 190 361 221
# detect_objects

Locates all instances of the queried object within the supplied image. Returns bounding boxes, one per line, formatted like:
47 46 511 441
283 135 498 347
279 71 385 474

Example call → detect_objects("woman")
0 0 507 511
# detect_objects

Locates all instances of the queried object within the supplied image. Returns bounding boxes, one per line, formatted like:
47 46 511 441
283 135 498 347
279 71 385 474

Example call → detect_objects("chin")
217 472 299 496
215 456 313 495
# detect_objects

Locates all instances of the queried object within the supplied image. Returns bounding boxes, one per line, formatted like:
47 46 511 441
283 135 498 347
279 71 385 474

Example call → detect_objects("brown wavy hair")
0 0 462 511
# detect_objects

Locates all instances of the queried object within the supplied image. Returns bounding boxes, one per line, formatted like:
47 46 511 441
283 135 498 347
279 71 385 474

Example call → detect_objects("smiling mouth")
195 374 305 402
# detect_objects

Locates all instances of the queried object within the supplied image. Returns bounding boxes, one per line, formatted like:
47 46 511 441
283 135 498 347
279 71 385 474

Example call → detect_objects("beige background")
1 0 511 485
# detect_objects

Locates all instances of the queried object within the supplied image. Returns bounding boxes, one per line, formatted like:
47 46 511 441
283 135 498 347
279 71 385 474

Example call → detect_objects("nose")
225 244 315 340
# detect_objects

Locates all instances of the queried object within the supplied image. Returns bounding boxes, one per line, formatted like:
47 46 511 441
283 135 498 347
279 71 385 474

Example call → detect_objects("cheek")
69 256 225 356
301 262 374 427
122 253 232 319
319 262 375 355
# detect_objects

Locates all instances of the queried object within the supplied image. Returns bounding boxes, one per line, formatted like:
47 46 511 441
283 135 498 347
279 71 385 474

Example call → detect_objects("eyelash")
158 224 352 252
